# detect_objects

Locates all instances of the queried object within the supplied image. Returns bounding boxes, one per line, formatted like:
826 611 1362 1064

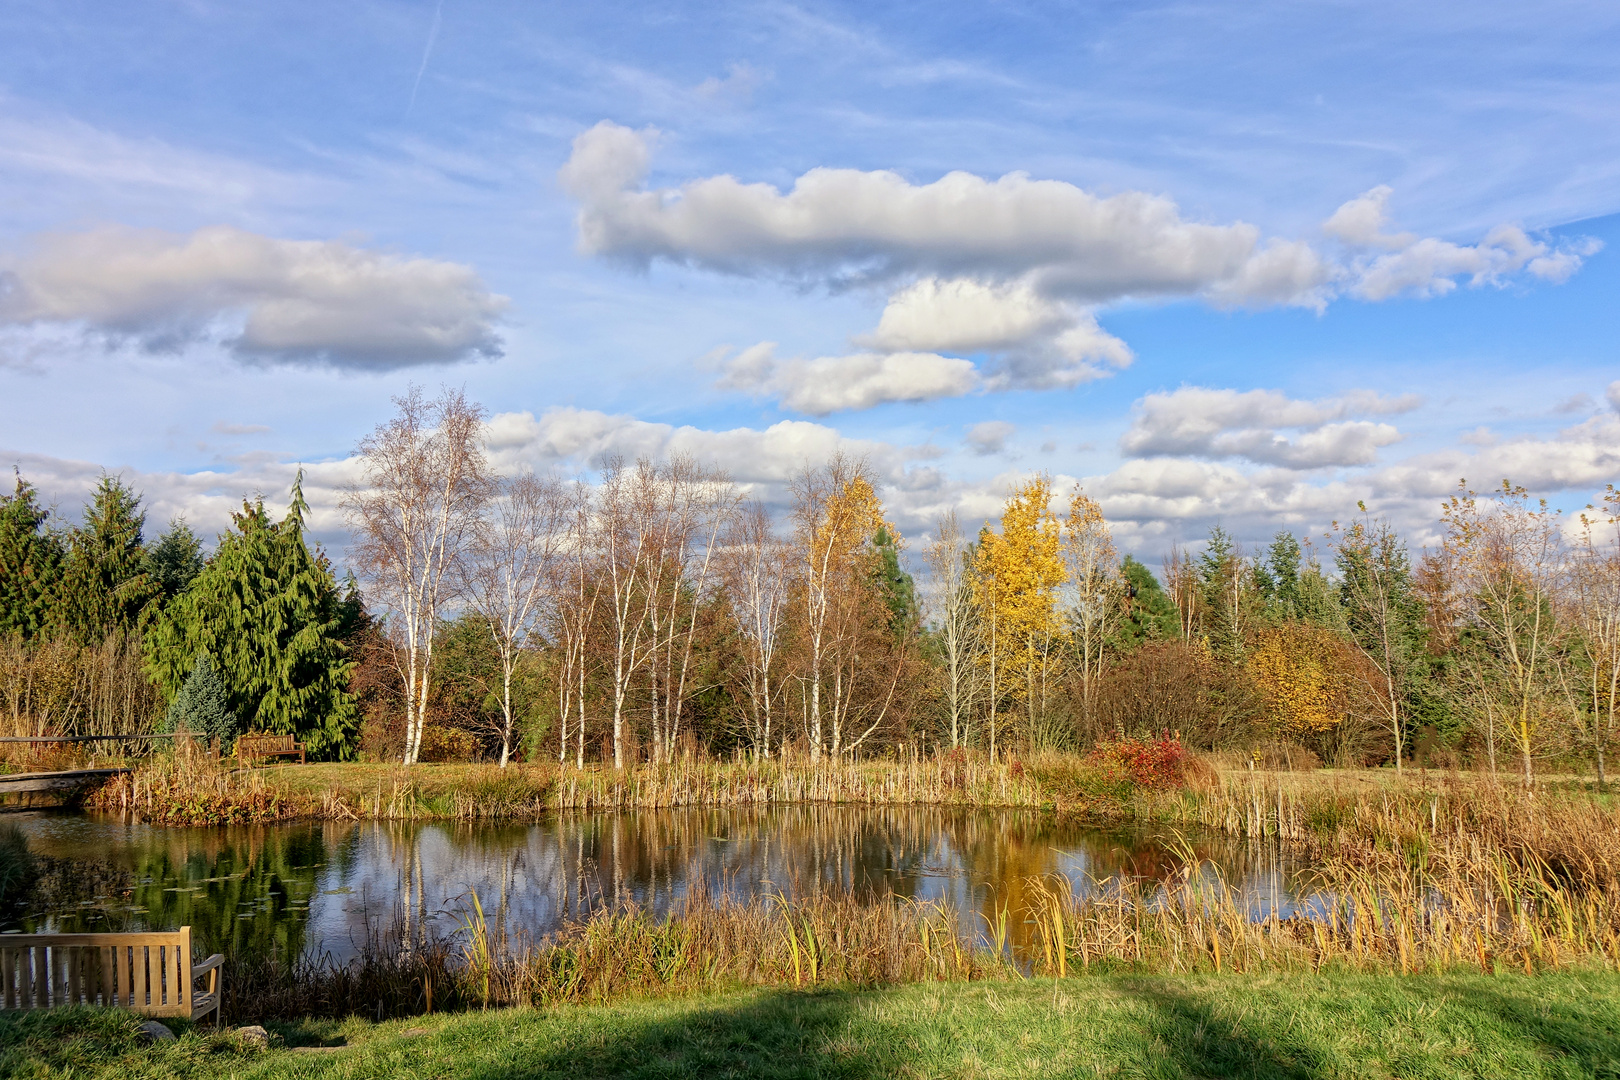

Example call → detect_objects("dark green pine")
0 472 63 641
54 475 161 643
145 472 357 758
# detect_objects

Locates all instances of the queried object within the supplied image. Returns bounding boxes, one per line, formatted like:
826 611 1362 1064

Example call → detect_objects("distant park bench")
0 927 223 1023
236 732 306 766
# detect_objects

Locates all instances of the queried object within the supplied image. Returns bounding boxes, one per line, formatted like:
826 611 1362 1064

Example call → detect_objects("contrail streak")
406 0 444 117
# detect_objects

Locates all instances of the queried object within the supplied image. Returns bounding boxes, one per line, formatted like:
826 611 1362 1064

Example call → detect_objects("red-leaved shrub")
1088 737 1189 789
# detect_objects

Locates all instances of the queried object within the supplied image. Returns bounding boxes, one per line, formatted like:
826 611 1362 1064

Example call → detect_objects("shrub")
163 653 239 748
1088 736 1189 789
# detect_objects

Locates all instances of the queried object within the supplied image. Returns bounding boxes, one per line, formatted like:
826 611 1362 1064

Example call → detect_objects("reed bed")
210 833 1620 1026
91 745 292 825
1023 838 1620 980
89 752 1049 823
223 888 1005 1022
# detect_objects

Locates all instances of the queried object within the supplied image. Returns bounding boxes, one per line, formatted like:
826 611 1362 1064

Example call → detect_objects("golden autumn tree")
1248 624 1364 738
791 454 894 763
974 475 1067 757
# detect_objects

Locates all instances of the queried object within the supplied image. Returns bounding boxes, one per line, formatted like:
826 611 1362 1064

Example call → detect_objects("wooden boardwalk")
0 768 129 795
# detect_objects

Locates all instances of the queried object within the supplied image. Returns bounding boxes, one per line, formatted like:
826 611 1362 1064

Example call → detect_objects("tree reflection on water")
6 807 1301 962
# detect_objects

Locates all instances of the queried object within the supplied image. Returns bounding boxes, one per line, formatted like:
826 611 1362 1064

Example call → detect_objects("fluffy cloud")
1608 380 1620 413
483 406 936 490
1327 186 1601 300
1121 387 1418 469
0 225 508 368
562 121 1329 305
860 277 1133 390
715 341 979 414
964 420 1016 456
562 124 1593 415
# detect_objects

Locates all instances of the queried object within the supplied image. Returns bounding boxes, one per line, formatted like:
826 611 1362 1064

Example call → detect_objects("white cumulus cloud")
1325 186 1602 301
1121 386 1419 469
715 341 980 414
561 121 1330 306
561 124 1595 415
0 225 508 368
964 420 1017 456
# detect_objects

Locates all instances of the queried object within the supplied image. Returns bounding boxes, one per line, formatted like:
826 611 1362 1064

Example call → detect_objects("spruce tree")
1262 532 1304 619
146 473 357 757
870 527 919 636
163 653 239 746
1197 526 1250 661
145 518 205 601
0 472 62 640
55 475 160 643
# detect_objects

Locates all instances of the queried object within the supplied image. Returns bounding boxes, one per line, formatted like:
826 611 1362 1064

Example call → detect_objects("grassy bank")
9 971 1620 1079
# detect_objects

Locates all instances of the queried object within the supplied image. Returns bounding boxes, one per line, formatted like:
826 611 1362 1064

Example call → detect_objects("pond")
4 806 1306 962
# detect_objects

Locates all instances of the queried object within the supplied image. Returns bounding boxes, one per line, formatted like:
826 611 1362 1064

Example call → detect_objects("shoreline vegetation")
15 750 1613 1029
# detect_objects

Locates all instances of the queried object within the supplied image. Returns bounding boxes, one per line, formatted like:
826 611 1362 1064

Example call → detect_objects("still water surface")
6 807 1304 961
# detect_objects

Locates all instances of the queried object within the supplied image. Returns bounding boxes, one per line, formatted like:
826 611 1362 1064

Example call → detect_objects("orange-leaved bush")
1088 736 1189 789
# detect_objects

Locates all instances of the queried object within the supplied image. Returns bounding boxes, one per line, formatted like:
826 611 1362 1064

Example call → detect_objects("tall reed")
222 887 1005 1022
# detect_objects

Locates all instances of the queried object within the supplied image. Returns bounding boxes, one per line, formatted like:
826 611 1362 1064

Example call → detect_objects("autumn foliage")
1088 736 1190 789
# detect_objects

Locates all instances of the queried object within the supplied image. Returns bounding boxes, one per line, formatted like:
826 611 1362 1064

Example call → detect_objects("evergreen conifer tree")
870 526 919 635
0 472 62 640
1261 532 1304 619
163 653 239 746
1197 526 1251 660
146 473 357 757
55 475 160 643
145 518 205 601
1113 556 1180 649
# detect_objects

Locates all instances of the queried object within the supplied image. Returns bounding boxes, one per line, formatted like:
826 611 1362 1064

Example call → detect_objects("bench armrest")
192 953 225 977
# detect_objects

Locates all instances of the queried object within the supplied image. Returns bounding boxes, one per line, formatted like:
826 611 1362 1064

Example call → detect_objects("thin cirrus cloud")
0 225 509 369
559 122 1599 414
1120 386 1422 470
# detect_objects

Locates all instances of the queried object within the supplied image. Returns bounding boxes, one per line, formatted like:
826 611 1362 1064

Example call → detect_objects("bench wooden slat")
32 945 46 1009
0 929 222 1021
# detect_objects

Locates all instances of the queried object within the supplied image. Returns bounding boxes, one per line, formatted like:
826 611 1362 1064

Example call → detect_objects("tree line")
0 469 356 754
3 386 1616 786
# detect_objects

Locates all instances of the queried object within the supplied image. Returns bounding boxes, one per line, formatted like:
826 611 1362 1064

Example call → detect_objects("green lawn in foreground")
6 972 1620 1079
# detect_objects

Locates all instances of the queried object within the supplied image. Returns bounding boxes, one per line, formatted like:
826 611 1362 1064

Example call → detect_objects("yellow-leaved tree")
791 454 896 763
974 475 1066 757
1248 624 1362 738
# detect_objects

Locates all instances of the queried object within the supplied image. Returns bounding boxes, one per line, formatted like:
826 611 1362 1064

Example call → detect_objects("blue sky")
2 0 1617 561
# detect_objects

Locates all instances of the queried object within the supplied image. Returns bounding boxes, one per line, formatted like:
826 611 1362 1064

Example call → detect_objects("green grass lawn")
7 972 1620 1079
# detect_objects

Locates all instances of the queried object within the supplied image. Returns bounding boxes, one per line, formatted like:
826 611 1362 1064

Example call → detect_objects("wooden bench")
236 732 305 766
0 926 223 1023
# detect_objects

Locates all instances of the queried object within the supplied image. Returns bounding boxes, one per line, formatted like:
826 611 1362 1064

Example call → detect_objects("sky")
2 0 1617 568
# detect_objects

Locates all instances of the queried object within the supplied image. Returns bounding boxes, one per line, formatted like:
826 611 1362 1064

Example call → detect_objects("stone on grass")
233 1025 271 1048
138 1020 176 1042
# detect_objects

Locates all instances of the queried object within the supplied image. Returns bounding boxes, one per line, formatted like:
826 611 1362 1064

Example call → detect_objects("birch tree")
344 386 491 766
462 471 568 766
1443 481 1567 788
924 510 981 749
1062 488 1122 722
1571 486 1620 787
723 500 794 759
791 454 884 764
1336 506 1423 774
974 476 1066 754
